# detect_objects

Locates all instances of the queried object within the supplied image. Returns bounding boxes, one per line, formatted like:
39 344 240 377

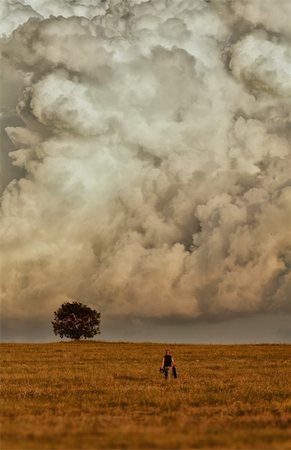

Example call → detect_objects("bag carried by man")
172 366 177 378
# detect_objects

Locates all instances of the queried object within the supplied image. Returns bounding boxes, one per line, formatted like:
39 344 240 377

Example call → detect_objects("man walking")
160 349 177 379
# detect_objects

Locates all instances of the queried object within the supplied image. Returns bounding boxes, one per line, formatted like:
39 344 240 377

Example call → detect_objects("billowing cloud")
0 0 108 36
0 0 290 328
230 31 291 97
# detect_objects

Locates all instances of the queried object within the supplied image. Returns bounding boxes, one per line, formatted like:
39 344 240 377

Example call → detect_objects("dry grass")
0 342 291 449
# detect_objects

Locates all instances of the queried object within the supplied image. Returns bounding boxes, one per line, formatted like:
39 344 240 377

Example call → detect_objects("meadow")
0 342 291 449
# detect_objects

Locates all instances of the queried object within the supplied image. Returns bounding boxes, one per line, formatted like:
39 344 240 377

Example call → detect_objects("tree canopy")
52 301 101 340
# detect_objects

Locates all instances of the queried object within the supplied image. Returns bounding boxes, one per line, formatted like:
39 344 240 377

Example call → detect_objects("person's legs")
164 367 170 379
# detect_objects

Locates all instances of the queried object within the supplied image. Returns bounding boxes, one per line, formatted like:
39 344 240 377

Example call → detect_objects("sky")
0 0 290 343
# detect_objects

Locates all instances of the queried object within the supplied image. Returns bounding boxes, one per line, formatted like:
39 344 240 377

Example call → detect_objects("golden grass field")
1 342 291 449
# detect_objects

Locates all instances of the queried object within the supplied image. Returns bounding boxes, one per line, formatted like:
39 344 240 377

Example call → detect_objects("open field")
1 342 291 449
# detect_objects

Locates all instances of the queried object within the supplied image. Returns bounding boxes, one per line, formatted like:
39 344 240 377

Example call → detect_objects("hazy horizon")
1 311 290 344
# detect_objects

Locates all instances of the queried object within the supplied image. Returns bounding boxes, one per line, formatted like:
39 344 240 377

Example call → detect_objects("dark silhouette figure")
160 349 177 379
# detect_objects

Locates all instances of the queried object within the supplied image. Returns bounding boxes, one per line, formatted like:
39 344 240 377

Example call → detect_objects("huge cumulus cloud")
0 0 290 325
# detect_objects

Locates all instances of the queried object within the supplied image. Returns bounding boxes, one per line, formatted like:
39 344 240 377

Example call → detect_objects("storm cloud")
0 0 290 334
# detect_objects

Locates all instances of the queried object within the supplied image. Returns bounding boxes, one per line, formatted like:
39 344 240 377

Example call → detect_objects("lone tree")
52 301 101 340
